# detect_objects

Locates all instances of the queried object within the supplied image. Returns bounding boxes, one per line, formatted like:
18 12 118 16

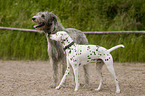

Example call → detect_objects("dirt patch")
0 61 144 96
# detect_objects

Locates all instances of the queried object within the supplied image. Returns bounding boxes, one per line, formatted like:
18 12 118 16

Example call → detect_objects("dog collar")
63 42 74 51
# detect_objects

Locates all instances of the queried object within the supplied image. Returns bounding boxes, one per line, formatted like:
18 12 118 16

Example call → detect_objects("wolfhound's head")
32 12 58 34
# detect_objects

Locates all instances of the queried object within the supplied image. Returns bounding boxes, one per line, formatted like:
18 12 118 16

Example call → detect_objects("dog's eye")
41 14 45 18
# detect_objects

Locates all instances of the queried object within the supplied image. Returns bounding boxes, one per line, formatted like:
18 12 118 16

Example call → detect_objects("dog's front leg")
72 65 79 91
60 55 67 87
49 57 58 88
56 56 70 90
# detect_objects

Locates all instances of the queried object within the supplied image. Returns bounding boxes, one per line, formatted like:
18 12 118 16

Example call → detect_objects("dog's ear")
47 13 58 34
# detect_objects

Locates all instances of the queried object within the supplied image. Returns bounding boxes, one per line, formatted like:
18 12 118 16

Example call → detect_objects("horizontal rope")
0 26 38 32
0 26 145 34
83 31 145 34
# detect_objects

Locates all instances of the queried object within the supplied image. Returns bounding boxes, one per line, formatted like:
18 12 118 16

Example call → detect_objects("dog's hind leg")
83 65 89 85
103 55 120 93
95 60 104 91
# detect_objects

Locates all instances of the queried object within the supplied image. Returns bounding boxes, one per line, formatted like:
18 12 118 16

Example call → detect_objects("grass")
0 0 145 62
87 34 145 62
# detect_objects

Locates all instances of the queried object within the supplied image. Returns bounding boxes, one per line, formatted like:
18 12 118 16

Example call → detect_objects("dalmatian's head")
50 31 68 42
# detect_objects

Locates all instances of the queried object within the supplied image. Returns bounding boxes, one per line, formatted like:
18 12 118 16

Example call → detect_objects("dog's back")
68 45 106 65
65 28 88 44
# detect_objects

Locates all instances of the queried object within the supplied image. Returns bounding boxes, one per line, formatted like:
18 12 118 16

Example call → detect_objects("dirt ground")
0 61 144 96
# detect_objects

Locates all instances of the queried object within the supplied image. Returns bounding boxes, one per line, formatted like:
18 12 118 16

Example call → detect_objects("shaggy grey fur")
32 12 89 87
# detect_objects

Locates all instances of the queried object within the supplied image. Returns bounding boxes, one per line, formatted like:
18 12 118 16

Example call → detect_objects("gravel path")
0 61 144 96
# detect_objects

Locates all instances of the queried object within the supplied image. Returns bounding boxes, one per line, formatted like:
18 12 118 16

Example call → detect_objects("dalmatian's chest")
66 45 108 65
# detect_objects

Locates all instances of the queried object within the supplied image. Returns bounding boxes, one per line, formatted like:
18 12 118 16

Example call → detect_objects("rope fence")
0 26 145 34
0 26 39 33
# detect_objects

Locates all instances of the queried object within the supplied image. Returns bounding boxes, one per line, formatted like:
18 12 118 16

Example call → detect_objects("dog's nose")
32 18 36 21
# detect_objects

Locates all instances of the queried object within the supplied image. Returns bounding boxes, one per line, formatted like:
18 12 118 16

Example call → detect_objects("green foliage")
0 0 145 62
87 34 145 62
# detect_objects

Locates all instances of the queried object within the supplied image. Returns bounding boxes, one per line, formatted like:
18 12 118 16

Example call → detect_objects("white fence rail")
0 26 145 34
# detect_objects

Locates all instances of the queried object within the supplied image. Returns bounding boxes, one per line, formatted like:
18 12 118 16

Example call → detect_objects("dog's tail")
107 44 124 53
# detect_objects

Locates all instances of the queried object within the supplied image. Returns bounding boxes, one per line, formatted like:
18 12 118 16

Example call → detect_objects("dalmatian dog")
50 31 124 93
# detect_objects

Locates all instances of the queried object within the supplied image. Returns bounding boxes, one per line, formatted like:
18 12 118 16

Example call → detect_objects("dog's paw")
55 86 60 90
74 87 78 91
116 89 121 93
95 88 101 91
74 88 78 91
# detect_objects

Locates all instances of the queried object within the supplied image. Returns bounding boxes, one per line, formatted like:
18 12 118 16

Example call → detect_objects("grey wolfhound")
32 12 89 87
